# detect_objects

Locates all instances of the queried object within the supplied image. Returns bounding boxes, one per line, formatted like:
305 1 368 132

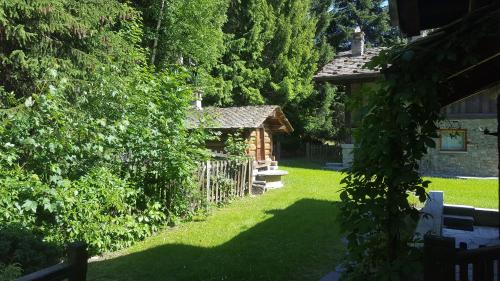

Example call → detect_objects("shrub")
0 0 210 275
0 263 23 281
0 166 167 255
0 225 61 275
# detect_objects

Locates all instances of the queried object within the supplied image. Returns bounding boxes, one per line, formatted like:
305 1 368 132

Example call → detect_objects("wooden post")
68 242 88 281
241 162 245 196
458 242 468 280
215 161 219 203
206 160 211 204
424 235 455 281
497 95 500 239
248 159 253 195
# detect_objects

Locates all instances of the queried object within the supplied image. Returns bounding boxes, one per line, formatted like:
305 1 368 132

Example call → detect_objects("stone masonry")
419 119 498 177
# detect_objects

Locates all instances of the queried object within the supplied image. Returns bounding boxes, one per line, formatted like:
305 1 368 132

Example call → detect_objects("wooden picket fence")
305 143 342 162
195 158 254 204
424 234 500 281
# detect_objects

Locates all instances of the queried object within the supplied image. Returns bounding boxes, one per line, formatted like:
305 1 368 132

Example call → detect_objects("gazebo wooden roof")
188 105 293 134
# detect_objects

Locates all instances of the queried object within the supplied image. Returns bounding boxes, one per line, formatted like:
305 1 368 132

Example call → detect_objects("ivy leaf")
424 137 435 148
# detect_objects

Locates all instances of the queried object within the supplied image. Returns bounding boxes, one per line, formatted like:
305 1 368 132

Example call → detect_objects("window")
439 129 467 152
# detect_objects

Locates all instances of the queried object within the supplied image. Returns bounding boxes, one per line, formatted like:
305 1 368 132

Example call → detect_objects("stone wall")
419 118 498 177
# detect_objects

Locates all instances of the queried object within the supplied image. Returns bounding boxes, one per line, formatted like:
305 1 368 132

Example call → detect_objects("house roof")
188 105 294 133
314 47 385 83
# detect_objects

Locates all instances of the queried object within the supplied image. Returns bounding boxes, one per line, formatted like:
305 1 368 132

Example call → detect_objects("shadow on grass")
89 199 343 281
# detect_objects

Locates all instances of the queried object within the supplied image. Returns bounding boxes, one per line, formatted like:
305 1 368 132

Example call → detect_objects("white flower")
24 97 34 107
4 142 15 148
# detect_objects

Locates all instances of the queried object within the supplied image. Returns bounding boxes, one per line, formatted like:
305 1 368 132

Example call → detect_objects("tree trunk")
150 0 166 65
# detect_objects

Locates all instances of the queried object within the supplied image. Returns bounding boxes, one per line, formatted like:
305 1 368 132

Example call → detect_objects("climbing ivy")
338 10 500 281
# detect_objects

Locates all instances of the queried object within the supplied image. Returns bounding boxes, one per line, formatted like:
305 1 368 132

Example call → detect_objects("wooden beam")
443 53 500 105
268 125 287 132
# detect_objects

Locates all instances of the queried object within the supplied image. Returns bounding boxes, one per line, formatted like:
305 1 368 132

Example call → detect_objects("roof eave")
314 72 382 84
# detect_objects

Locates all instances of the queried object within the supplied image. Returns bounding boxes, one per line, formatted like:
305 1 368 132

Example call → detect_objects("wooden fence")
305 143 342 162
195 158 253 204
16 243 87 281
424 234 500 281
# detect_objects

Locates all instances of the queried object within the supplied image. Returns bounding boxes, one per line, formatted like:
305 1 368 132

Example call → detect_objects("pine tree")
207 0 318 110
0 0 140 100
329 0 399 50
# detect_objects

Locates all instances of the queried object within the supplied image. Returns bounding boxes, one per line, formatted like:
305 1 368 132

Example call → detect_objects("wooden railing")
195 158 254 204
424 234 500 281
15 243 87 281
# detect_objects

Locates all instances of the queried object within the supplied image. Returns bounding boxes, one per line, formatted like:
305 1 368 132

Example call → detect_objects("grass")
427 177 498 209
88 159 498 281
88 160 345 281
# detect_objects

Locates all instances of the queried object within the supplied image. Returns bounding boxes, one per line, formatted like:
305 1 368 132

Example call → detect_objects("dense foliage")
0 0 211 274
338 10 500 281
207 0 318 108
0 0 403 277
329 0 400 51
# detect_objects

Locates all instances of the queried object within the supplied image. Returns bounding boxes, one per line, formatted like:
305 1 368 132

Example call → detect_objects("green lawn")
427 177 498 209
88 159 498 281
88 160 345 281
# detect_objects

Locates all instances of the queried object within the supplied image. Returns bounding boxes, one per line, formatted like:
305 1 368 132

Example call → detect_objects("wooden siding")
246 127 273 161
444 89 497 118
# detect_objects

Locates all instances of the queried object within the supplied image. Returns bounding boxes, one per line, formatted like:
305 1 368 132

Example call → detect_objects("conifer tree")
208 0 318 116
329 0 399 50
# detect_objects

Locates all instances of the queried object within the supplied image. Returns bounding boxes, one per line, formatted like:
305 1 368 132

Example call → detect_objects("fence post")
424 234 455 281
206 160 211 204
68 242 87 281
248 159 253 195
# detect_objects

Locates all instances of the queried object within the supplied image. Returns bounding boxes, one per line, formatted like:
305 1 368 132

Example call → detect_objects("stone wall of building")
419 118 498 177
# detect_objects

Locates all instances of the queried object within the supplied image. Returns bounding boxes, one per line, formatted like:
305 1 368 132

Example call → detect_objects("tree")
295 0 342 142
206 0 318 106
137 0 229 69
329 0 399 50
0 0 141 100
0 0 210 258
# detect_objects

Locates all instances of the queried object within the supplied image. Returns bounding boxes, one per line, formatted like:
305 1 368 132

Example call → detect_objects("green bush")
0 225 61 275
0 0 210 275
0 167 167 255
50 168 166 254
0 263 23 281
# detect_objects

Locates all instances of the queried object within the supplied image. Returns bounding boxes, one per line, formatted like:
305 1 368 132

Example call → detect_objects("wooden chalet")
189 105 293 165
315 25 500 177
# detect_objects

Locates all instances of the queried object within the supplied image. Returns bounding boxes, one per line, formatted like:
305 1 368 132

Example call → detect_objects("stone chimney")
192 90 203 110
351 27 365 56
